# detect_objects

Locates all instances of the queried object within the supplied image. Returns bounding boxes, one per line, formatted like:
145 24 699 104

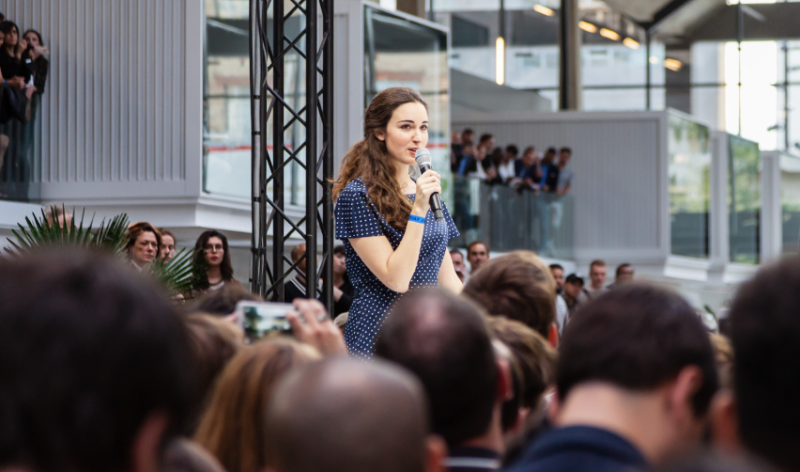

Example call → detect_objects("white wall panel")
0 0 201 201
454 111 665 260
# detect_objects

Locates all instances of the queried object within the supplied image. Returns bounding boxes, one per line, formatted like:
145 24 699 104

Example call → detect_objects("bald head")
265 357 430 472
375 288 498 448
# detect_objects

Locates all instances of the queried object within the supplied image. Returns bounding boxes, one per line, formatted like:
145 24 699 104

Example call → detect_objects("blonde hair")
194 339 321 472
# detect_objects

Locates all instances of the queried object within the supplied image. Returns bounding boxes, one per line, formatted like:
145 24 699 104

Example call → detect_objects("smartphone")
235 301 295 339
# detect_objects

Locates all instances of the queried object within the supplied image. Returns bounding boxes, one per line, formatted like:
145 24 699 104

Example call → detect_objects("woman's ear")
374 130 386 142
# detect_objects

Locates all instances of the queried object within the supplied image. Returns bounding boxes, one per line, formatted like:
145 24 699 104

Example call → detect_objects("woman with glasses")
193 230 239 292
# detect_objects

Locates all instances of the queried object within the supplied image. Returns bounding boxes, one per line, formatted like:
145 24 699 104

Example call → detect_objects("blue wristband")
408 214 426 224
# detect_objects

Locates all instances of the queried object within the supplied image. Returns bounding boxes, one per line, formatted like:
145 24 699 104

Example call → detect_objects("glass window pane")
728 135 761 264
669 114 712 259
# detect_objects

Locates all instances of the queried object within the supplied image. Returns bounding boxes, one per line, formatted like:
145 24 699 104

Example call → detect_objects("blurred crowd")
0 12 48 200
3 208 798 472
451 128 572 196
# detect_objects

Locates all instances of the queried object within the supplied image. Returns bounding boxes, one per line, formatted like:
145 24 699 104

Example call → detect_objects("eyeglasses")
204 244 224 252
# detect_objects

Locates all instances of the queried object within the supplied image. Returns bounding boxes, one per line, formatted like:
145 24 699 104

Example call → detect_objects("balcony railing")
450 175 574 259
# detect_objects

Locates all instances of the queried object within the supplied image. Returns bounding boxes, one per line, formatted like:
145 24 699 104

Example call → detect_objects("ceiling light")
664 58 682 71
599 28 620 41
579 21 598 33
496 37 505 85
649 56 660 64
622 37 640 50
533 4 555 16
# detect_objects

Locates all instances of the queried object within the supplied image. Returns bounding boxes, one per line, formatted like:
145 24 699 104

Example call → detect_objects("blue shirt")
504 426 649 472
334 177 459 359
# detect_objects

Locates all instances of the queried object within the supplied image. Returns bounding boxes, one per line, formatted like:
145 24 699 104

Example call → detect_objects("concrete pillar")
396 0 426 18
558 0 582 110
760 151 784 263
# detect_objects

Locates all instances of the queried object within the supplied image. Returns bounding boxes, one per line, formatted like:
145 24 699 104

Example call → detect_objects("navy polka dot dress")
335 177 460 359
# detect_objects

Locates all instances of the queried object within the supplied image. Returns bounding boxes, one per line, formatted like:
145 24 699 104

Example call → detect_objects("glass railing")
0 93 43 203
727 134 760 264
450 175 574 259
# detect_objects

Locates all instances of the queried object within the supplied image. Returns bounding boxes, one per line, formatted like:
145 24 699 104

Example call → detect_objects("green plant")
5 206 203 296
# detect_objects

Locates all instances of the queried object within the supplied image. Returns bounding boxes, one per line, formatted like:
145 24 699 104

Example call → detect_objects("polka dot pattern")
334 177 460 359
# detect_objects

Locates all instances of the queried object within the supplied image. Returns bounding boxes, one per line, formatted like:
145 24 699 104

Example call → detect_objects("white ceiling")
600 0 677 23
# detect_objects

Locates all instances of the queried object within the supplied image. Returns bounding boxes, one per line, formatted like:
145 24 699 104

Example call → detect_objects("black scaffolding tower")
249 0 334 312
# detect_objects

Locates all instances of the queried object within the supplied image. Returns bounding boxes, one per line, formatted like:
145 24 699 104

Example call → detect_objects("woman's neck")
334 272 345 287
393 161 414 193
3 44 14 57
206 265 223 283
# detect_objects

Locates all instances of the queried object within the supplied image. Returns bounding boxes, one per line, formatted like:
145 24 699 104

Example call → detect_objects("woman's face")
376 101 428 168
23 32 39 47
130 231 159 266
204 236 225 267
333 252 346 276
160 234 176 262
5 27 17 47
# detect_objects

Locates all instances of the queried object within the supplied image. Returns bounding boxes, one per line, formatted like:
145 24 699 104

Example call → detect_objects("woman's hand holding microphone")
412 171 441 217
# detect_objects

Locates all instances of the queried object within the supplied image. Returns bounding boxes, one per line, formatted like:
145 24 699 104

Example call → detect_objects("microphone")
415 148 444 222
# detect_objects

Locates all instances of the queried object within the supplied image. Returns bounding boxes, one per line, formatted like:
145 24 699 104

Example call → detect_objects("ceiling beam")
640 0 694 31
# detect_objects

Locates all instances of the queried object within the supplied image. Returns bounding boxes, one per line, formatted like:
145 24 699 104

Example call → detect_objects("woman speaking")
333 87 462 359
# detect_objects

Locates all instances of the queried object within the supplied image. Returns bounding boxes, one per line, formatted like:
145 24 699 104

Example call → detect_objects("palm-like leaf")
5 206 205 296
148 248 205 297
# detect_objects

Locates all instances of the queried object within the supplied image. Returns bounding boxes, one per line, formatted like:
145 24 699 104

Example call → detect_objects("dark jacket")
503 426 649 472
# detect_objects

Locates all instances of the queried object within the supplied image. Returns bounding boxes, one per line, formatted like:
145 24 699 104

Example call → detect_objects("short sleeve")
442 202 460 241
335 184 384 240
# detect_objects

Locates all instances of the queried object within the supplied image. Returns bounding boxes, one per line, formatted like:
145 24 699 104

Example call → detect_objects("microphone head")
414 148 432 166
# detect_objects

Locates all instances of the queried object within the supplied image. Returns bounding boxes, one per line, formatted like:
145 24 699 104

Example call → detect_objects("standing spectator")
194 339 321 472
515 146 541 190
537 148 560 255
549 264 569 336
539 148 560 193
264 357 446 472
562 273 584 318
376 288 509 472
194 230 239 292
463 251 558 344
332 244 355 316
160 228 177 263
125 222 162 271
450 248 467 282
467 240 490 280
608 263 634 289
0 250 196 472
450 130 462 173
507 284 718 472
487 147 505 184
555 147 573 196
461 134 496 180
586 259 608 298
717 256 800 472
285 243 316 303
498 145 519 184
19 29 49 168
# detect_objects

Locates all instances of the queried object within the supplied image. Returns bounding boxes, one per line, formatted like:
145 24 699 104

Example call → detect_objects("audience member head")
542 147 557 165
478 133 495 150
264 357 445 472
589 259 607 289
522 146 537 167
184 313 244 419
190 283 262 318
126 222 162 268
558 147 572 166
463 251 557 339
159 228 177 263
491 147 504 166
195 339 321 472
556 284 718 466
23 29 43 48
709 333 734 390
615 263 634 285
505 145 519 161
725 256 800 471
486 316 557 433
549 264 565 292
0 250 195 472
194 230 234 288
467 240 490 273
0 21 18 53
45 204 72 229
564 273 584 299
375 288 505 450
462 128 475 145
449 248 466 281
462 142 476 158
333 245 347 278
290 243 308 275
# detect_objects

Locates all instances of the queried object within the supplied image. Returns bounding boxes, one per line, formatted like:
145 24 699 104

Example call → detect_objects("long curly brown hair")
333 87 428 232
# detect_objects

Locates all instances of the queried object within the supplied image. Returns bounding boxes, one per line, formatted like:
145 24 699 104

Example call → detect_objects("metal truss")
249 0 334 311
